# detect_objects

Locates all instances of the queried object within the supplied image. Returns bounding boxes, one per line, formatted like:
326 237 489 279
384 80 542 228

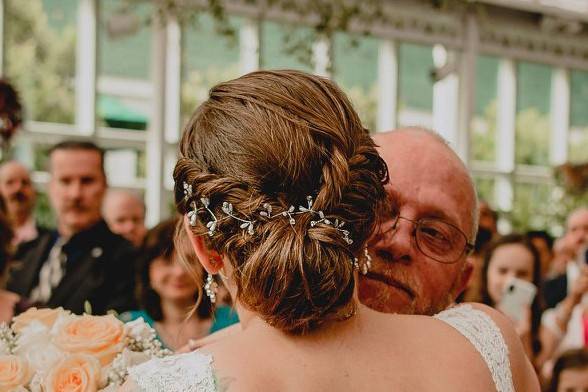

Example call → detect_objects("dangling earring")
360 248 372 275
204 273 218 304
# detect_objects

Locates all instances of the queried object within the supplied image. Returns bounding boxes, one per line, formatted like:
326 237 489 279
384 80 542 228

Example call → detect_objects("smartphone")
498 277 537 323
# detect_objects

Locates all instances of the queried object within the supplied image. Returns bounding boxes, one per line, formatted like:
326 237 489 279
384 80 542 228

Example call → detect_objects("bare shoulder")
459 303 540 392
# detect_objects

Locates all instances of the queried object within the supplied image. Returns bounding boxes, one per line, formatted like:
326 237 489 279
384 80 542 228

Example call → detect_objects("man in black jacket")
7 141 136 315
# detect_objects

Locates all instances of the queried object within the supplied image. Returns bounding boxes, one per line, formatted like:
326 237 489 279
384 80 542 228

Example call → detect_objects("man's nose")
67 182 83 199
374 219 414 262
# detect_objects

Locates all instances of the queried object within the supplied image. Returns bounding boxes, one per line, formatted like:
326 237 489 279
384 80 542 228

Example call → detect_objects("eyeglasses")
378 214 474 264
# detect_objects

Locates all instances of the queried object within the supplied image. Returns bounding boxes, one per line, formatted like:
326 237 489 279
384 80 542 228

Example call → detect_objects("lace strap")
434 305 514 392
128 351 217 392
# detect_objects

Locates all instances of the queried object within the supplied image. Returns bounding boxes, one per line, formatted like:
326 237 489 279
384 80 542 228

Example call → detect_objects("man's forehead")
50 150 102 172
386 185 463 228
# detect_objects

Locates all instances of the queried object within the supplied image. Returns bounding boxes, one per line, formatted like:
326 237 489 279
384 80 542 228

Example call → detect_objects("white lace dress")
128 305 514 392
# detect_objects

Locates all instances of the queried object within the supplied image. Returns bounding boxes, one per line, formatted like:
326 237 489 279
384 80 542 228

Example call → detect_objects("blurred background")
1 0 587 235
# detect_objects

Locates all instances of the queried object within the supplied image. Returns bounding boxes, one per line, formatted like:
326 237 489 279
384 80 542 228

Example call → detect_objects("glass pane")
474 177 495 206
332 33 378 132
261 21 314 72
97 1 152 130
471 56 499 162
569 70 588 163
515 62 551 166
511 182 555 231
397 43 434 128
181 14 241 126
4 0 77 123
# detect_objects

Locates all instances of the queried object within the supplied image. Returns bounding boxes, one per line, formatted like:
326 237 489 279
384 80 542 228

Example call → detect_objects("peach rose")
0 355 32 391
53 315 125 366
45 354 101 392
11 307 68 333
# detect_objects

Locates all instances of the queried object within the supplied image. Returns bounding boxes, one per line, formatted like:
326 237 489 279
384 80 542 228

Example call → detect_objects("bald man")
0 161 39 246
358 127 477 315
103 190 147 247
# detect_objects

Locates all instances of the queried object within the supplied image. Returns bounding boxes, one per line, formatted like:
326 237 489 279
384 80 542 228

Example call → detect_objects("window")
181 14 241 126
515 62 551 166
397 43 434 128
569 70 588 163
97 0 152 130
332 32 379 131
261 21 314 72
471 56 499 162
4 0 77 123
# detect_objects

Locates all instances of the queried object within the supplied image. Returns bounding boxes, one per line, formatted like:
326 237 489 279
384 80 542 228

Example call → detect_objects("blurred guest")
544 208 588 309
528 230 555 280
0 79 22 153
549 349 588 392
549 237 577 278
7 141 136 315
479 199 499 238
541 266 588 376
0 161 43 246
0 197 20 322
460 224 494 302
120 218 238 351
479 234 554 369
103 189 147 247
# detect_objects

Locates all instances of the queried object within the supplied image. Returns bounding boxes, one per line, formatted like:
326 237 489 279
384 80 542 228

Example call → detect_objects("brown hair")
173 70 388 334
48 140 105 176
550 349 588 392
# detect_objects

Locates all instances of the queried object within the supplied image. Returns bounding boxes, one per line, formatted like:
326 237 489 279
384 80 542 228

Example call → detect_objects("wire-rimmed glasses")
378 214 474 264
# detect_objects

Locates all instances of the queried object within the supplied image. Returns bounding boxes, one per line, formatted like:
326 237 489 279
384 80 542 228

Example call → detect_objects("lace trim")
128 351 217 392
434 305 514 392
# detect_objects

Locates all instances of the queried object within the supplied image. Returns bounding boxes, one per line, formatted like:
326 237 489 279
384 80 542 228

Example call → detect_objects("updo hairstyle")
173 70 388 334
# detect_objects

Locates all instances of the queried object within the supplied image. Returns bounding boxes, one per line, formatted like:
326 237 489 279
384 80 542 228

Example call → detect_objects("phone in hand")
498 277 537 323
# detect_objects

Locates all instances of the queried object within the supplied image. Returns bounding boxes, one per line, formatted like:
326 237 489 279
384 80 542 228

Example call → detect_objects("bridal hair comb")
182 182 354 245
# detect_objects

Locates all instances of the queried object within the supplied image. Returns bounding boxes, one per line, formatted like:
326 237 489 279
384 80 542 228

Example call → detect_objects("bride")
123 70 538 391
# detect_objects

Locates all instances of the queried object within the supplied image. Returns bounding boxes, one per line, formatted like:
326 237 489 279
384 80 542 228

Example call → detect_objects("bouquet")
0 307 171 391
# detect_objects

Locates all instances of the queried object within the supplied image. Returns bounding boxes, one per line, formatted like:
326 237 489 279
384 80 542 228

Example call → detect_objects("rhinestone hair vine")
182 181 354 245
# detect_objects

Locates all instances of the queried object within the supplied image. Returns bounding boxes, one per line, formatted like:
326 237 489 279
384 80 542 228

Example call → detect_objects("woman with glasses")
123 70 538 392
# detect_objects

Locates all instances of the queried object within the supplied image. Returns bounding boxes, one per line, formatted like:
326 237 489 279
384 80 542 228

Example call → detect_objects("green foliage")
515 108 550 166
4 0 76 124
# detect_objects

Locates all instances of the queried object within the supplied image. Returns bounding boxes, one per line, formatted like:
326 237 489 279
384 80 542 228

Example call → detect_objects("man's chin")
358 277 415 315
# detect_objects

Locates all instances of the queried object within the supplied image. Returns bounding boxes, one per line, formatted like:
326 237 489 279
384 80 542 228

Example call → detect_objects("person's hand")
513 306 532 339
0 290 20 323
176 323 241 353
570 266 588 304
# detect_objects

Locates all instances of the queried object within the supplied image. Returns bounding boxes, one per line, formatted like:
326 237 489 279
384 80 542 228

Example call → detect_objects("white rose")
124 318 154 342
15 321 65 374
28 373 44 392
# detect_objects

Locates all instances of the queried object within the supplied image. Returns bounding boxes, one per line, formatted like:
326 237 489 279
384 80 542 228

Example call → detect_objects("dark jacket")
7 220 136 315
543 273 568 309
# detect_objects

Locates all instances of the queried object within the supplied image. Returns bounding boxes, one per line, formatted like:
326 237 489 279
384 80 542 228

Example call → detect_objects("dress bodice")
128 351 216 392
434 304 515 392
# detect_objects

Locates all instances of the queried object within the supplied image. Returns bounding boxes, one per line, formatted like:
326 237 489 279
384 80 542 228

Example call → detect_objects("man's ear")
183 216 224 274
455 259 474 296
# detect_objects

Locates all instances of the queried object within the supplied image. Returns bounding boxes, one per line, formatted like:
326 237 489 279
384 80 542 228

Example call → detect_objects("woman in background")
120 217 238 351
549 349 588 392
0 196 20 322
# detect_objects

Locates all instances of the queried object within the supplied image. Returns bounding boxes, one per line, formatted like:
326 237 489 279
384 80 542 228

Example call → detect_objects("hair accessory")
181 182 353 244
204 273 218 304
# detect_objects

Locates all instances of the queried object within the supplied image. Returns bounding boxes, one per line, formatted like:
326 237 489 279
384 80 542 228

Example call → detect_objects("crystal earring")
360 248 372 275
204 273 218 304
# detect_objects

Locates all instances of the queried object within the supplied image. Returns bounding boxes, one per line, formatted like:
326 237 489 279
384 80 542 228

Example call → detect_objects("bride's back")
206 304 534 392
125 70 537 392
